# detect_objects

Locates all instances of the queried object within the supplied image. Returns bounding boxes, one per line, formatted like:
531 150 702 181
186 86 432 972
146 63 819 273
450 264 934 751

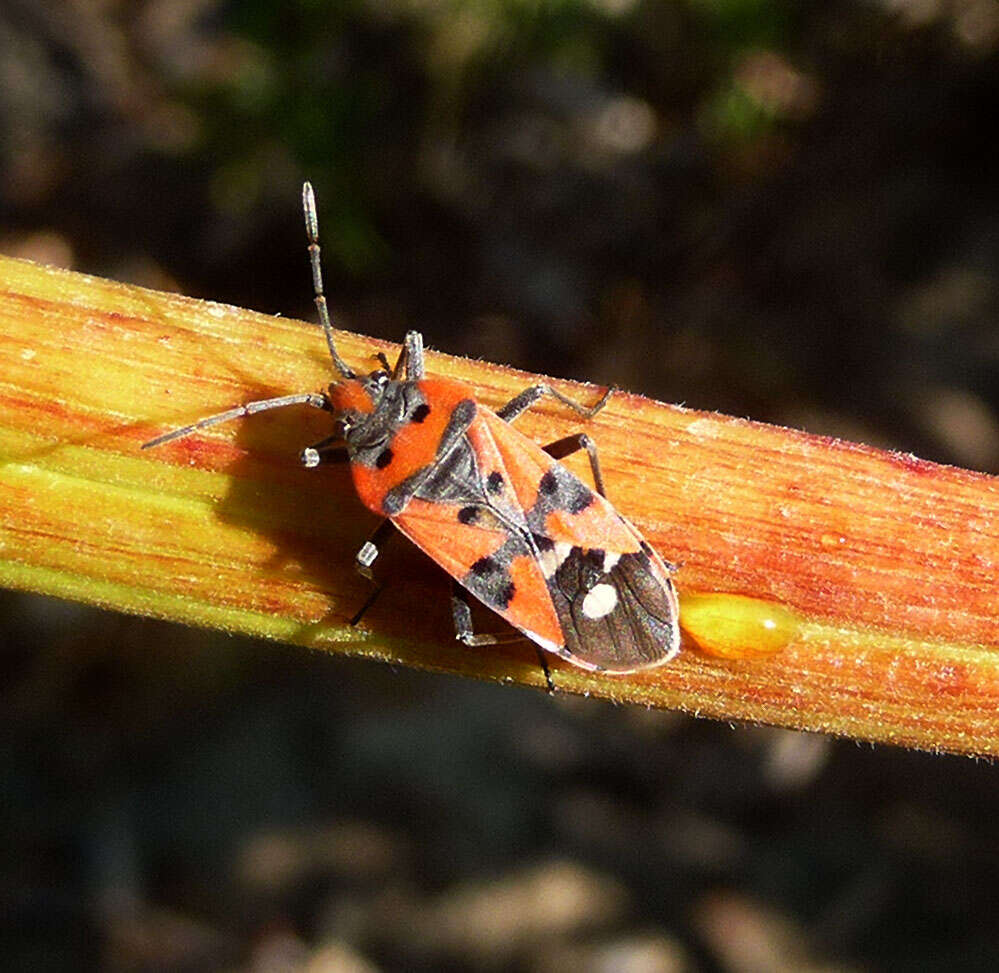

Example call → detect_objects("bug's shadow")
210 403 541 673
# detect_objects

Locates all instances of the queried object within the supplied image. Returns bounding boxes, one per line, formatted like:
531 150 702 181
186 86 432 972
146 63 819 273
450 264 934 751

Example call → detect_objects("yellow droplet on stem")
680 592 803 660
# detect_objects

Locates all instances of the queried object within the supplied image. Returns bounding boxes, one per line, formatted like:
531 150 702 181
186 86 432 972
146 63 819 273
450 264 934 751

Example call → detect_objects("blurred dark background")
3 1 999 970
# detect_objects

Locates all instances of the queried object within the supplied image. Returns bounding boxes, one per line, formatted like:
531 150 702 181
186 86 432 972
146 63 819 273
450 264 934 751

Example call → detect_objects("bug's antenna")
303 181 355 379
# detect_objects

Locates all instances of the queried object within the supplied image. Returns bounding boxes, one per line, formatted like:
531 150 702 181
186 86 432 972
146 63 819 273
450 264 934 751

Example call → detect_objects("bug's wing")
545 537 679 672
478 410 681 673
392 496 565 652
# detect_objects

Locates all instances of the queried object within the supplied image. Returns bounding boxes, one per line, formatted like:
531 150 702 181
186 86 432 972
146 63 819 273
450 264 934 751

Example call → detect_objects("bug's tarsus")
142 392 330 449
302 181 356 380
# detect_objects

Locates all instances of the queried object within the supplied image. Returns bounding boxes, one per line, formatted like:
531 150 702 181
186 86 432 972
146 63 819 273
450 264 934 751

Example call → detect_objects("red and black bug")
144 183 680 676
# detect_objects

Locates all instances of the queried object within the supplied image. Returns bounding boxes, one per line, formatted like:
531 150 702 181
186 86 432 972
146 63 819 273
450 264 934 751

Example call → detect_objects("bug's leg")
536 650 555 695
497 383 614 424
392 330 425 381
450 581 555 693
542 433 608 498
450 582 522 647
542 434 679 573
300 436 349 468
349 519 396 625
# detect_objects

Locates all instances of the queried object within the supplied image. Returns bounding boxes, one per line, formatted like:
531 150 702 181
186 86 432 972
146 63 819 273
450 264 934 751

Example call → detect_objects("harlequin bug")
143 183 680 678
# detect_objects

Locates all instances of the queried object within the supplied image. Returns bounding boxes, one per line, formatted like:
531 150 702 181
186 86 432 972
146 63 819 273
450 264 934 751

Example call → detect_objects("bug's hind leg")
543 434 680 574
497 383 614 424
450 581 524 647
349 519 396 625
451 581 555 693
542 433 607 498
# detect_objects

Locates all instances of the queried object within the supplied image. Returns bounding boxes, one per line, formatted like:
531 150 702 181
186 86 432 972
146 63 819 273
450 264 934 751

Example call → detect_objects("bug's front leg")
348 519 396 625
450 581 555 693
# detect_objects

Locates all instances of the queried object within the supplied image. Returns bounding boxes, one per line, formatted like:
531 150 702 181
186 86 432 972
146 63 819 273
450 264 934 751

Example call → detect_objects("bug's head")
327 369 425 466
328 369 388 424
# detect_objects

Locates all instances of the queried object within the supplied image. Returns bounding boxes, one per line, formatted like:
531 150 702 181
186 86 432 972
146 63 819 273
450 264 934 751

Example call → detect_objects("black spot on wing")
411 403 431 423
526 465 593 538
461 542 524 611
547 546 678 672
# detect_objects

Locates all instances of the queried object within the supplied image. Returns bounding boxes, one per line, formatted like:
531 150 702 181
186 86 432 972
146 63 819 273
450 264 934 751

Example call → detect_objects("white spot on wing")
539 541 573 579
582 582 618 620
602 552 621 574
